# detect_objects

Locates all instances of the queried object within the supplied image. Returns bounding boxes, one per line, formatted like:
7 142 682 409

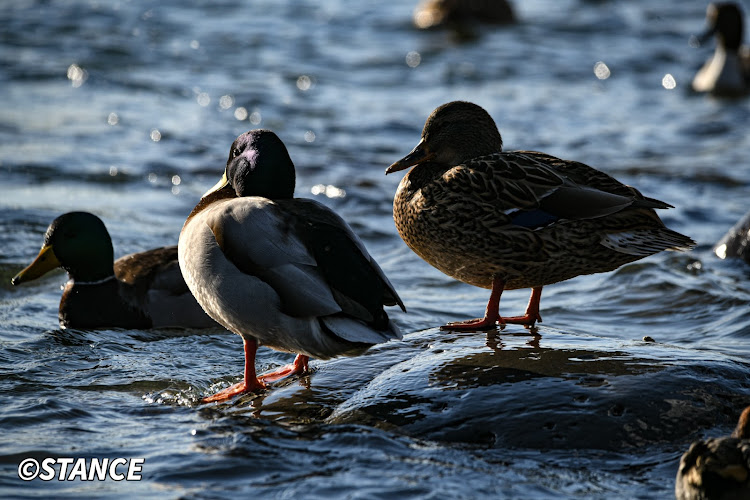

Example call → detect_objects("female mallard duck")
179 129 405 403
11 212 217 329
692 2 750 96
676 406 750 500
413 0 515 30
385 101 695 330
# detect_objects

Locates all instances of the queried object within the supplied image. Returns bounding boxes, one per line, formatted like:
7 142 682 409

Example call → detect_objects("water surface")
2 1 750 498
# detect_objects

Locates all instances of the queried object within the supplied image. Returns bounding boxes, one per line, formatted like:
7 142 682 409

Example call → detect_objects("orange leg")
259 354 309 383
503 286 543 327
440 280 543 331
441 276 504 331
202 338 266 403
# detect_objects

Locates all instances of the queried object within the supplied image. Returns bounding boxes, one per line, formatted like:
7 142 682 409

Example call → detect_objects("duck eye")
232 148 241 158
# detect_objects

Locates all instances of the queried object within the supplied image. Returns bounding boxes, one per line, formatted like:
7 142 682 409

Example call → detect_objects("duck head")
386 101 503 174
697 2 744 51
205 129 296 200
12 212 115 285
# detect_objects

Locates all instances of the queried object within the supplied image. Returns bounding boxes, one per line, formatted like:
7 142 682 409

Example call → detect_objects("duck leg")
202 338 266 403
502 286 543 327
441 280 543 331
440 276 504 331
259 354 309 383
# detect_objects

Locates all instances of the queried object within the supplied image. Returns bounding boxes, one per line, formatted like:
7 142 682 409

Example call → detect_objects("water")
2 0 750 497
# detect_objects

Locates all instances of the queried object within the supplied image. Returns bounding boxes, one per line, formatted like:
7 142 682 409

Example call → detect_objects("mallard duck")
385 101 695 330
413 0 515 30
11 211 218 329
714 210 750 264
693 2 750 96
179 129 405 403
676 406 750 500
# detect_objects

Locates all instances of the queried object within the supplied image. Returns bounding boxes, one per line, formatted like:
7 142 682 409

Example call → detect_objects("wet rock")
325 328 750 451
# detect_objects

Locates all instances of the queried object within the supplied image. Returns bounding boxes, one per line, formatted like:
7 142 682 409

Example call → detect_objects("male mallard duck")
676 406 750 500
413 0 515 30
179 129 405 403
385 101 695 330
714 209 750 264
693 2 750 96
11 212 218 329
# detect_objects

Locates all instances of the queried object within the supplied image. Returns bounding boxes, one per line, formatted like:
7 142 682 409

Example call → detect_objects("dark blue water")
2 1 750 498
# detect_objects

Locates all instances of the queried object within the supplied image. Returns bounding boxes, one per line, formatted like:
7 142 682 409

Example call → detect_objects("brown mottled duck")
386 101 695 331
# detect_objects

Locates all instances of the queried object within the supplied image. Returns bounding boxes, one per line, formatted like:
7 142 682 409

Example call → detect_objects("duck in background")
692 2 750 96
676 406 750 500
179 129 405 403
714 210 750 264
413 0 515 30
12 212 218 330
386 101 695 331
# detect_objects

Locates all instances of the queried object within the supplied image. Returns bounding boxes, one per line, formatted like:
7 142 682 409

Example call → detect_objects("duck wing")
206 197 404 328
205 197 343 320
452 152 673 230
277 198 406 325
115 246 183 290
114 245 218 328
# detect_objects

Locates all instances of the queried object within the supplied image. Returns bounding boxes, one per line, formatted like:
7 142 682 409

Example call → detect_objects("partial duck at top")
179 129 405 403
386 101 695 331
692 2 750 96
12 211 218 330
413 0 515 30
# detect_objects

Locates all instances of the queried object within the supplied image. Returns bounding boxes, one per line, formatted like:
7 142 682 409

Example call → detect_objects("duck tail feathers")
601 228 696 256
633 196 674 210
321 315 402 345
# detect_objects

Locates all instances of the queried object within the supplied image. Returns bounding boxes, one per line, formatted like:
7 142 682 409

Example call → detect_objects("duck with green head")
386 101 695 330
179 129 405 403
12 211 217 329
693 2 750 96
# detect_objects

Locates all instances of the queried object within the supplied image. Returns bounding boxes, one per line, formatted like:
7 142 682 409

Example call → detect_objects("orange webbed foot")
201 378 266 403
259 354 309 384
501 311 542 328
440 316 503 331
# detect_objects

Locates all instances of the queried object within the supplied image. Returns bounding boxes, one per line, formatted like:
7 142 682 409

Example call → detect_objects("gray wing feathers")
206 198 342 317
321 316 402 344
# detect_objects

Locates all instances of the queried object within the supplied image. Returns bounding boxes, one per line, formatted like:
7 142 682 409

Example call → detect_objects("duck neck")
65 258 116 284
184 184 236 227
70 274 117 286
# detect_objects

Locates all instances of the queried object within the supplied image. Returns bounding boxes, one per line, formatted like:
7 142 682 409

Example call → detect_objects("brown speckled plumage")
387 101 695 329
676 406 750 500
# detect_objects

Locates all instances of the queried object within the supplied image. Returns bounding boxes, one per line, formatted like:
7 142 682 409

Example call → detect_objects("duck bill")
12 245 61 285
695 25 716 46
385 139 435 174
203 170 230 198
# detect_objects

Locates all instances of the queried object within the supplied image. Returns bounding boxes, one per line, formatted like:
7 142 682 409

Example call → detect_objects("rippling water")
2 1 750 498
